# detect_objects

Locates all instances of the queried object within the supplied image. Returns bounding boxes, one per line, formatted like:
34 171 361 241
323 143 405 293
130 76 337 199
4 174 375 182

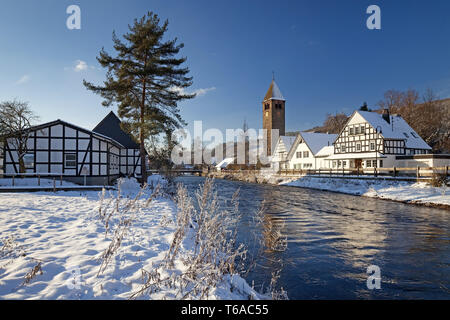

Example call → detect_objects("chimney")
382 108 390 124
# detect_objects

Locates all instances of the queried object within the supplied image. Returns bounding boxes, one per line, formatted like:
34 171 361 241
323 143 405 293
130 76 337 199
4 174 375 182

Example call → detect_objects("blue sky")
1 0 450 136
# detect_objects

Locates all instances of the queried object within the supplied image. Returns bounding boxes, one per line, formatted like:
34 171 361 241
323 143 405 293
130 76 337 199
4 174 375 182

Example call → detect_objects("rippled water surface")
177 176 450 299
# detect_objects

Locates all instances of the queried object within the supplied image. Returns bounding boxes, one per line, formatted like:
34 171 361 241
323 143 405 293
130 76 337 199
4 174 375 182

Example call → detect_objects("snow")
216 158 235 169
0 179 260 300
146 174 167 188
279 136 296 154
358 111 431 150
315 145 334 157
265 80 285 101
282 176 450 207
298 132 337 155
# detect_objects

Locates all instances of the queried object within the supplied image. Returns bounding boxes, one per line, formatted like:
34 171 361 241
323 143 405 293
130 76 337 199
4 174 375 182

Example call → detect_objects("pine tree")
83 12 195 184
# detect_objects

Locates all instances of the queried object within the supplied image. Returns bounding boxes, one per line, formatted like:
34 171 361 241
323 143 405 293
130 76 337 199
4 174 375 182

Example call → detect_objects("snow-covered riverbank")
0 178 260 300
281 177 449 208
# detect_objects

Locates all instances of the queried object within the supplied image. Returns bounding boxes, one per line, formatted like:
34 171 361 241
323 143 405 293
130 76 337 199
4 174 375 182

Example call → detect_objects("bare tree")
322 113 348 133
378 88 449 152
0 100 39 173
378 89 404 113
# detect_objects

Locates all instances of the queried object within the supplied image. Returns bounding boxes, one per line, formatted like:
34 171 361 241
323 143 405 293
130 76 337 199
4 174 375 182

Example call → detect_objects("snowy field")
282 177 450 207
0 177 260 300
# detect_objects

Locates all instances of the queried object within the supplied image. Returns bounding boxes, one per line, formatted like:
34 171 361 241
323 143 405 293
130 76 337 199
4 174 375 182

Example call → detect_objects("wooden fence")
278 166 449 179
215 166 449 180
1 173 75 187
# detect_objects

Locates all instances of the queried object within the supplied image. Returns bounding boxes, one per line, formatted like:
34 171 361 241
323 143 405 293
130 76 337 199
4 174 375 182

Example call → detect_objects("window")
332 161 337 168
370 142 375 151
349 128 354 135
303 151 309 158
379 160 383 168
366 160 372 168
411 132 418 138
356 143 361 151
360 126 365 134
265 104 270 110
355 127 360 135
23 154 34 169
403 132 409 138
296 152 302 158
342 161 346 167
341 145 346 153
64 153 76 168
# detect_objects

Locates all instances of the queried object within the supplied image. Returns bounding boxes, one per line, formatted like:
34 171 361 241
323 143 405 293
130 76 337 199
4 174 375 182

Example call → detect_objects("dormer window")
411 132 418 138
403 132 409 138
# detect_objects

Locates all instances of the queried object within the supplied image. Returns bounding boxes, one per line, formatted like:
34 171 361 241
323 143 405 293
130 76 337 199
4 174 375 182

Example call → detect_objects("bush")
431 171 448 187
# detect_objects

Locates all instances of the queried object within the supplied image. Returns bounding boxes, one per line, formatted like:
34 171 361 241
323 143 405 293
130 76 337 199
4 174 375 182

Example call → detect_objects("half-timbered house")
326 110 432 170
1 112 143 185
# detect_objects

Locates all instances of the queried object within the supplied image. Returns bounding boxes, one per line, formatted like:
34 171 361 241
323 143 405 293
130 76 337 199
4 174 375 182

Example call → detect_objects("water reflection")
177 176 450 299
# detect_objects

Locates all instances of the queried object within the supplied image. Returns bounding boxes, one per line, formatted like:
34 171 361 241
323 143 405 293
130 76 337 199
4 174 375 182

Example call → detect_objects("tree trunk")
140 77 148 186
18 145 26 174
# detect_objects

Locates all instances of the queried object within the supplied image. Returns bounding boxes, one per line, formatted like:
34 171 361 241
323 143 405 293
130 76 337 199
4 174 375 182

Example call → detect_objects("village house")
270 135 296 171
286 132 337 170
0 111 144 185
261 76 450 172
326 109 433 170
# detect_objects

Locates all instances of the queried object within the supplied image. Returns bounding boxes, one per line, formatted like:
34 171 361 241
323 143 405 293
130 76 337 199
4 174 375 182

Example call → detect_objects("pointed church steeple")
263 80 285 102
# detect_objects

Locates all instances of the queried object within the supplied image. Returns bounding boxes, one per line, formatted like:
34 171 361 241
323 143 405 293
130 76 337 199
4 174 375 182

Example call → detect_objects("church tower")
262 79 285 156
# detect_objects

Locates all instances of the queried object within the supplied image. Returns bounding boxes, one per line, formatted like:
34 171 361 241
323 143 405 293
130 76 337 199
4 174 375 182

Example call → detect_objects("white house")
286 132 337 170
326 110 433 170
1 112 144 185
270 136 297 170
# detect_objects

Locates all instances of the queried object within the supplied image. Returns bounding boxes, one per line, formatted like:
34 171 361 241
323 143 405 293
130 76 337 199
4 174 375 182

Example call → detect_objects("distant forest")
301 89 450 153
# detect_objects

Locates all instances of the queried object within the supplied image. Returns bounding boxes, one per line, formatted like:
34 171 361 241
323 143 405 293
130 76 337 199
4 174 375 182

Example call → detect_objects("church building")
262 79 285 155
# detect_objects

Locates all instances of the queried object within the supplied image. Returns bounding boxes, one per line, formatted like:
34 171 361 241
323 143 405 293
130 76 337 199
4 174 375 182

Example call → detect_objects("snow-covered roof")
315 145 335 158
263 80 285 101
215 157 235 169
280 136 296 152
356 111 431 150
286 132 337 160
300 132 337 155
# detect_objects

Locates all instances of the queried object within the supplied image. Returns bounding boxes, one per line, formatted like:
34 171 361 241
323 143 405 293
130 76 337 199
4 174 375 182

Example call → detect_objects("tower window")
265 104 270 110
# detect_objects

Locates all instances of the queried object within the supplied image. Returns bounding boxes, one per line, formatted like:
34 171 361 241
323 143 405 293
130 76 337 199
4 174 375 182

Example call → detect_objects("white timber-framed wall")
328 111 432 170
1 120 142 185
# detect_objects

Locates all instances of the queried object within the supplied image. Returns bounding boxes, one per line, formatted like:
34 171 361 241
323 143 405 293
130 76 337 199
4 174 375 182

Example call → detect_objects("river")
176 176 450 299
